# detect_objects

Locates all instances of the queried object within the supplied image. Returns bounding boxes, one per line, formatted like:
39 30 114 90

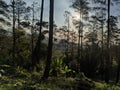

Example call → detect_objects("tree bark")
105 0 111 83
12 0 16 65
31 0 44 69
17 6 20 28
116 58 120 83
42 0 54 79
116 45 120 83
31 2 35 63
66 15 70 66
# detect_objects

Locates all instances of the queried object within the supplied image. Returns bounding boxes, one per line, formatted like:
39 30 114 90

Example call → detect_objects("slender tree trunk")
116 58 120 83
116 45 120 83
78 26 80 62
80 29 82 60
101 3 105 79
71 31 74 61
66 16 70 65
78 1 82 68
80 15 83 61
116 69 120 83
32 0 44 69
12 0 16 65
42 0 54 79
101 20 104 80
78 10 82 71
17 5 20 28
31 2 35 62
64 30 67 56
105 0 110 83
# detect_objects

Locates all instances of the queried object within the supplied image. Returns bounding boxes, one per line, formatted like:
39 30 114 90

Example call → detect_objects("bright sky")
5 0 120 28
5 0 78 29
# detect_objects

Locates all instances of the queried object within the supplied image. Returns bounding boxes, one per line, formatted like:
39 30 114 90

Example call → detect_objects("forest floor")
0 65 120 90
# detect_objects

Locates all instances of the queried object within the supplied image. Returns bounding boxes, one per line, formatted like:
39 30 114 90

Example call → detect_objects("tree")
82 27 101 78
84 31 98 45
73 20 84 63
15 30 31 67
42 0 54 79
0 29 12 65
11 0 16 65
105 0 111 83
64 11 71 66
103 0 120 83
116 42 120 83
109 16 120 42
96 2 106 80
70 30 76 61
59 26 68 55
31 2 35 63
108 16 120 83
0 0 9 14
31 0 44 69
14 0 26 28
71 0 89 66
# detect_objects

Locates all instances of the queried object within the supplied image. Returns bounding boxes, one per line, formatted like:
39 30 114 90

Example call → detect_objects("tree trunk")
42 0 54 79
66 15 70 66
78 10 82 71
105 0 110 83
101 20 104 80
17 5 20 28
116 46 120 83
78 1 82 68
78 27 80 62
116 59 120 83
31 0 44 69
12 0 16 65
71 31 74 61
80 22 83 61
31 2 35 62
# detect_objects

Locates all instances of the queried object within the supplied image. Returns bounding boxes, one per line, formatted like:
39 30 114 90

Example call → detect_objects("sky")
5 0 73 28
5 0 120 29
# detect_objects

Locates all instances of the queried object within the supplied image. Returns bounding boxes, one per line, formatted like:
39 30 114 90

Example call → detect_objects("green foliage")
0 66 92 90
50 58 75 77
76 72 87 79
0 0 120 90
0 65 120 90
14 30 31 67
0 31 12 65
64 65 73 73
50 58 64 76
94 82 120 90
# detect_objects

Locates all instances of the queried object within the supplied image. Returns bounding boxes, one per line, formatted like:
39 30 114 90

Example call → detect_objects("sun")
72 12 80 20
75 14 80 20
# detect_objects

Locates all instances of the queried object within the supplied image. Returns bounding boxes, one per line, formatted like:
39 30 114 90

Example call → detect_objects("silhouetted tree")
11 0 16 64
42 0 54 79
116 42 120 83
31 0 44 69
14 0 27 28
105 0 111 83
92 0 107 80
64 11 71 66
71 0 89 67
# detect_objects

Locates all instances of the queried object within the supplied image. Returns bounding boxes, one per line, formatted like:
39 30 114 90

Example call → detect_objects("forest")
0 0 120 89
